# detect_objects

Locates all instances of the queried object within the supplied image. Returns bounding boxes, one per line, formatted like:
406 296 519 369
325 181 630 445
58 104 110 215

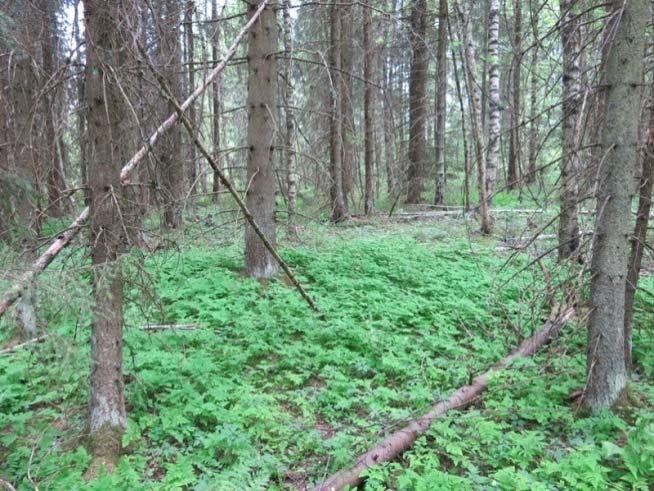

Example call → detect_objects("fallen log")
313 306 575 491
0 1 269 321
0 335 48 355
141 323 197 331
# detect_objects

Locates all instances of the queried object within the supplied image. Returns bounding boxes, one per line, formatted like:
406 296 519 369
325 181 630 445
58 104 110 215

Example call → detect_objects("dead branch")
141 323 197 331
0 335 48 355
313 307 575 491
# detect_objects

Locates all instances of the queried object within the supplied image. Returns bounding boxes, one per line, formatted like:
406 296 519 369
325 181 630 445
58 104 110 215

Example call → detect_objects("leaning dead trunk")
314 307 575 491
244 0 278 278
583 0 647 413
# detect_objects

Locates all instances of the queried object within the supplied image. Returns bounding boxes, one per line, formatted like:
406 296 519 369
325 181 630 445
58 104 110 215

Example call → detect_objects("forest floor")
1 205 654 490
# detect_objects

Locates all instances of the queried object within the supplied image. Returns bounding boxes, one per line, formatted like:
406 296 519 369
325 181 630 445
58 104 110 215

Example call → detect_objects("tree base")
84 425 122 481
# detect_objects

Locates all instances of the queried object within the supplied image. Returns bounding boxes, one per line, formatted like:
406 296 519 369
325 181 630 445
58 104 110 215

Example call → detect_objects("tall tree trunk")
211 0 222 203
245 0 278 278
184 0 197 195
158 0 184 228
40 0 69 217
340 2 355 203
82 0 130 470
507 0 522 190
558 0 581 261
624 81 654 372
283 0 298 234
381 21 397 196
485 0 500 204
406 0 428 203
583 0 647 414
434 0 448 205
363 0 375 215
456 0 490 233
329 0 347 221
526 0 539 184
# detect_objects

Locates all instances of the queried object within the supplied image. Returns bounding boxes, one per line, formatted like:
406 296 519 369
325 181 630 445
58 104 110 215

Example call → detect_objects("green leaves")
1 228 653 489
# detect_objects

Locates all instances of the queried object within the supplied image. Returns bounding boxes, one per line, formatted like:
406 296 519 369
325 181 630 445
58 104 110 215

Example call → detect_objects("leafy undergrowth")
1 224 653 490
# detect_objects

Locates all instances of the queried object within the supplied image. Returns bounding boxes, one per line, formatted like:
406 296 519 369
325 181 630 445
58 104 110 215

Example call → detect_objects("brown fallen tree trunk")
314 306 575 491
0 1 270 321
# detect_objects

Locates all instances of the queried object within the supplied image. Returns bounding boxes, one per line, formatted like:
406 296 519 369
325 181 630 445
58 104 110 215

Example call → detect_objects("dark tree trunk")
526 1 539 184
158 0 184 229
211 0 222 203
82 0 131 470
340 1 355 203
244 0 278 278
434 0 448 205
363 0 375 215
184 0 197 194
558 0 581 261
406 0 428 204
507 0 522 190
329 0 347 222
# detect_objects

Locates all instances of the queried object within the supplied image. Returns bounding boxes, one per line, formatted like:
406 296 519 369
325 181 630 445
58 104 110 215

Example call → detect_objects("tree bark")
244 0 278 278
456 0 491 233
211 0 222 203
157 0 184 229
363 0 375 215
329 0 347 222
558 0 581 261
184 0 197 195
485 0 501 203
0 1 270 321
340 1 355 203
82 0 131 469
406 0 428 204
526 1 539 184
40 0 69 217
583 0 647 413
434 0 448 205
507 0 522 190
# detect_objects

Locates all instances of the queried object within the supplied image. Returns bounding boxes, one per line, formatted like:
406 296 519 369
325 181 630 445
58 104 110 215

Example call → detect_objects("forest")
1 0 654 489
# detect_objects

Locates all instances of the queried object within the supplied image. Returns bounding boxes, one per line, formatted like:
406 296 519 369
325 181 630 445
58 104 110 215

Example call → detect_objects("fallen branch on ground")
0 1 269 321
141 324 197 331
313 306 575 491
0 335 48 355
